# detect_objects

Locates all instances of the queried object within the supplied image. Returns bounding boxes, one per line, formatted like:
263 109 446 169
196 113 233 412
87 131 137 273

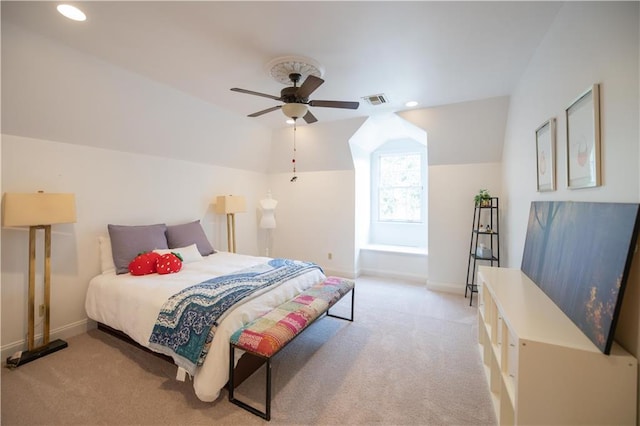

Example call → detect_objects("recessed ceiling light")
286 119 295 125
405 101 418 108
57 4 86 22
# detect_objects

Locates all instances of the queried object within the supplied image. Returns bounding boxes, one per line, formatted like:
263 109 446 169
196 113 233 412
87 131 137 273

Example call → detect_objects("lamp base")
6 339 68 368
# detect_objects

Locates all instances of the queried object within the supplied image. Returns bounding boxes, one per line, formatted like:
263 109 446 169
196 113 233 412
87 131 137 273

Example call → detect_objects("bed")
85 222 326 402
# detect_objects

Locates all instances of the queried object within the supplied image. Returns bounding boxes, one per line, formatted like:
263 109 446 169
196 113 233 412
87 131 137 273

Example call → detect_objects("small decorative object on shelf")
474 189 492 207
476 244 492 258
465 196 499 306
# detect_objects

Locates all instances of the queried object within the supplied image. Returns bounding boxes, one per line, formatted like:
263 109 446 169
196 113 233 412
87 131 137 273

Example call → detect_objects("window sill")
360 244 428 256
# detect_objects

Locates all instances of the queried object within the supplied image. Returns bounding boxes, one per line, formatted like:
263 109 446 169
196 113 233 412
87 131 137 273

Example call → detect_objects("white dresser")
477 266 637 425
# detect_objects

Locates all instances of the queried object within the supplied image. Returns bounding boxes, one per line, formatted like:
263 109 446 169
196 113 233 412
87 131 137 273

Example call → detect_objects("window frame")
371 145 426 225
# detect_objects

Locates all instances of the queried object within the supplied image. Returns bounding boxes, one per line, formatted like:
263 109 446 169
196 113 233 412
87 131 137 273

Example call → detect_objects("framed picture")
566 84 601 189
535 118 556 192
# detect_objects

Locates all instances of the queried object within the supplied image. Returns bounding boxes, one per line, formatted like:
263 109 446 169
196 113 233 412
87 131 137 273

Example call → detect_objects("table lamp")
2 191 77 367
215 195 245 253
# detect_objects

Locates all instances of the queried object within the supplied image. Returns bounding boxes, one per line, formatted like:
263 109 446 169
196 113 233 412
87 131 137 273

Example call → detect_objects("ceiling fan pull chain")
290 120 298 182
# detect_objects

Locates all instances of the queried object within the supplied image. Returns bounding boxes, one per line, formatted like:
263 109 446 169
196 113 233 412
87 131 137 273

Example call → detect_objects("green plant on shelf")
474 189 492 207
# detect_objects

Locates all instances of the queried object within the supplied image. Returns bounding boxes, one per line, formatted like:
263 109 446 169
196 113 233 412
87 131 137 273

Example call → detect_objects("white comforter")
85 252 325 401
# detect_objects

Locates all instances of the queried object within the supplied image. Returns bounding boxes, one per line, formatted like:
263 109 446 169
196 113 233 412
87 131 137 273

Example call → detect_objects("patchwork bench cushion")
230 276 355 358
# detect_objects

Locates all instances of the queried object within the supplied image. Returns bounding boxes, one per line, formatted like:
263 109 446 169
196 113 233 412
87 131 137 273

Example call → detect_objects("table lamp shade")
3 193 77 227
215 195 246 214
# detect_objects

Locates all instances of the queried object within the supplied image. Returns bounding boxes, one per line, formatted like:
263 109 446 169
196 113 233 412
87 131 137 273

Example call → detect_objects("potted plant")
474 189 492 207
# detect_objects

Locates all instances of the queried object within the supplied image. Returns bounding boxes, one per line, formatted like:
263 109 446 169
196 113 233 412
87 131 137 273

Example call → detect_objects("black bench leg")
326 288 355 322
228 343 236 401
228 343 271 421
266 358 272 421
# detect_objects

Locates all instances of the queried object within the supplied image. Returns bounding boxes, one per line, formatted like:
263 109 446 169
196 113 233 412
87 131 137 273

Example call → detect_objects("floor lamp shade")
215 195 246 215
215 195 245 253
3 192 77 226
2 192 77 367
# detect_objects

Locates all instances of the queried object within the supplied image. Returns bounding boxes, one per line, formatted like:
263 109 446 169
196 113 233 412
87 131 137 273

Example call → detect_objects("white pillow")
154 243 203 264
98 235 116 275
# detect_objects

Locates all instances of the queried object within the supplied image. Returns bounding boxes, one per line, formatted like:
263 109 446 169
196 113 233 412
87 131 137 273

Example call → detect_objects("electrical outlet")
39 304 45 317
328 253 332 260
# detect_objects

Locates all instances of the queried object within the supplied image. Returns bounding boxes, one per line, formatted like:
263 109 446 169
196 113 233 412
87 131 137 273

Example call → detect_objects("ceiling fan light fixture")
232 56 357 124
282 103 309 119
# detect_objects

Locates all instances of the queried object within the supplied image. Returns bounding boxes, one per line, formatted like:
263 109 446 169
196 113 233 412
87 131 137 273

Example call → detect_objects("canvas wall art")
521 201 640 354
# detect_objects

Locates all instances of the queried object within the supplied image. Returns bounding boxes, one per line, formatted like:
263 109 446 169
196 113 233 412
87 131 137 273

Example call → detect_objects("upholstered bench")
228 276 355 420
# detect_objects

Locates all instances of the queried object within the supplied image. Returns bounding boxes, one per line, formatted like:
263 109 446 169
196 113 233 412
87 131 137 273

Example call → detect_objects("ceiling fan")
231 72 359 124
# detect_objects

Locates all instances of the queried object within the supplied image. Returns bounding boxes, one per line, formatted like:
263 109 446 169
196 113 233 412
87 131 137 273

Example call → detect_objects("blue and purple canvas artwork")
521 201 640 354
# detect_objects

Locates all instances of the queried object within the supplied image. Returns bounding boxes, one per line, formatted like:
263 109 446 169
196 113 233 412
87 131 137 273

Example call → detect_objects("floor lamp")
3 192 77 367
215 195 246 253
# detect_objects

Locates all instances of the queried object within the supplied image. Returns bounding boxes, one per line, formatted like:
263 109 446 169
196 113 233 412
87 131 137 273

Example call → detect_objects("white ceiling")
2 1 563 130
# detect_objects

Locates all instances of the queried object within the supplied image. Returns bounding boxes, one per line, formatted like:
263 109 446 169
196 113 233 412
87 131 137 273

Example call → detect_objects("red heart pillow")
156 253 183 275
128 252 161 276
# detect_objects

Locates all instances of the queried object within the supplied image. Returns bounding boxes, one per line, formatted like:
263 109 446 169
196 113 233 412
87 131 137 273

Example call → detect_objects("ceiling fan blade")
303 110 318 124
296 75 324 99
248 105 282 117
309 100 360 109
231 87 281 101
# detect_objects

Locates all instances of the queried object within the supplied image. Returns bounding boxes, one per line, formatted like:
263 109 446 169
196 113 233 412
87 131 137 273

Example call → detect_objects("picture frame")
566 84 601 189
535 118 556 192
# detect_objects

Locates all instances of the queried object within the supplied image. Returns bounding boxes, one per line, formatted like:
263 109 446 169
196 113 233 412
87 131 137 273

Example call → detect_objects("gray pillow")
166 220 215 256
108 223 169 274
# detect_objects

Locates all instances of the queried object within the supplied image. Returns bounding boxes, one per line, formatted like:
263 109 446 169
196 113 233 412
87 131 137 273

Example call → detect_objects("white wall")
265 116 361 279
501 1 640 414
399 96 509 166
1 22 272 172
352 143 370 273
398 97 509 293
265 171 356 278
427 163 502 293
359 248 427 282
1 135 269 357
268 117 366 173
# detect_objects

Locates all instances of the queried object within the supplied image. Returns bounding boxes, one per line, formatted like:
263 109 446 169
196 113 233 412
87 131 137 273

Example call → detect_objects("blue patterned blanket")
148 258 322 375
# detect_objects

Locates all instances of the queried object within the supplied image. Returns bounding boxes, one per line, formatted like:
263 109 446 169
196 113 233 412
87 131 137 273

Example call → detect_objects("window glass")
378 152 422 222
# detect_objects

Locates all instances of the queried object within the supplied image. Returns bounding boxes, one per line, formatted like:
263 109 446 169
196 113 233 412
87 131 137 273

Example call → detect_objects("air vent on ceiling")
362 93 389 106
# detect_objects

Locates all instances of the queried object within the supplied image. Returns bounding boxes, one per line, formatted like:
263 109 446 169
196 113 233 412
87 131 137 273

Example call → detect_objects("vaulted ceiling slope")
2 1 563 130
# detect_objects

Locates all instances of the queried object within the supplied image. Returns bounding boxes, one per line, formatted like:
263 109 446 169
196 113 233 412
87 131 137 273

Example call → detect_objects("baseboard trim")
359 268 426 284
323 268 357 279
426 280 465 295
1 318 93 363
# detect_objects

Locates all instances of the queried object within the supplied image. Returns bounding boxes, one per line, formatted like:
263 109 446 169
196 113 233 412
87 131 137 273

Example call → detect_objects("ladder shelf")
465 197 499 305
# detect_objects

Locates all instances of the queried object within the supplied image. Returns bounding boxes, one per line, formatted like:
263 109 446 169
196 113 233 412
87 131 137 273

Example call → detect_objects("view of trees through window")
378 152 422 222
